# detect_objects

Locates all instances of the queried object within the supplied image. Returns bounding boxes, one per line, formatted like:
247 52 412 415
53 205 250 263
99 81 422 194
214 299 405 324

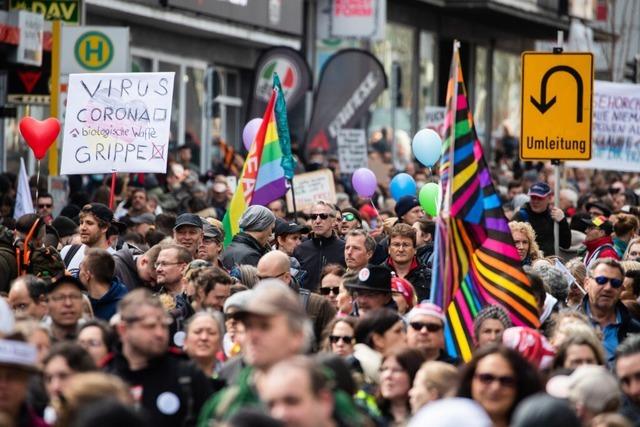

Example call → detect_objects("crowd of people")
0 142 639 427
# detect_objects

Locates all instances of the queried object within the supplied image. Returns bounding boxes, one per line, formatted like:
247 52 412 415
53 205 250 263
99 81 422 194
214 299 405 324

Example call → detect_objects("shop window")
419 30 438 129
474 46 489 143
491 50 521 151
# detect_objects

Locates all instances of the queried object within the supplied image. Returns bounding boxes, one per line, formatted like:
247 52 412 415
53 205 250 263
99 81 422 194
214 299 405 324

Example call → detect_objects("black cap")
345 265 393 293
274 218 311 236
46 274 85 294
174 213 203 230
581 215 614 235
585 201 612 217
52 216 78 238
81 203 114 223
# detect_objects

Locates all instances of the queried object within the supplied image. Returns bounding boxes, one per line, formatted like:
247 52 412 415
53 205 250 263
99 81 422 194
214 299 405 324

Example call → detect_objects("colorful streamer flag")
430 42 540 362
222 75 289 246
274 74 297 180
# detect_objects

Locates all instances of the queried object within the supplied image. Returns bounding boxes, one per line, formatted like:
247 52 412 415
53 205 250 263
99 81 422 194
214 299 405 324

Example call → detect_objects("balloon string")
35 160 40 212
369 198 380 221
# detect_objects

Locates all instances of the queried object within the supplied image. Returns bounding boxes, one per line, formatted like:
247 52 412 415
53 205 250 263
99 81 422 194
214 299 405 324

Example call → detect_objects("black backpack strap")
177 361 195 427
63 244 82 267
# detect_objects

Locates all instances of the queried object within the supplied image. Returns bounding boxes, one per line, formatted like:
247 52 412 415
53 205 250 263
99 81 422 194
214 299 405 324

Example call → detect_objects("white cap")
408 398 492 427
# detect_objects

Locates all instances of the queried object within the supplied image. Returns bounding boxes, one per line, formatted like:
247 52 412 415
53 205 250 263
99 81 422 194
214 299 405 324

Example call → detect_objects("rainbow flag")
430 42 540 362
222 81 288 246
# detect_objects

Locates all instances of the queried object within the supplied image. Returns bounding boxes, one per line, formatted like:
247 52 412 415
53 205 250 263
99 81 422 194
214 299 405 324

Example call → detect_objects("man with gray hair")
294 200 346 290
566 365 622 425
221 205 275 269
197 279 311 424
579 258 640 364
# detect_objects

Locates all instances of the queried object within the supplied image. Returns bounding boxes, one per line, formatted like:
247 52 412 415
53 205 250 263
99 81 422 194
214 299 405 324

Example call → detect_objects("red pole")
109 172 117 210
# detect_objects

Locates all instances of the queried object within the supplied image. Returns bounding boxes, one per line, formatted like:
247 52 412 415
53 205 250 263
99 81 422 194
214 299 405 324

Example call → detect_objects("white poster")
423 106 446 137
10 10 43 66
567 81 640 172
328 0 385 40
337 128 367 173
60 72 175 175
286 169 337 212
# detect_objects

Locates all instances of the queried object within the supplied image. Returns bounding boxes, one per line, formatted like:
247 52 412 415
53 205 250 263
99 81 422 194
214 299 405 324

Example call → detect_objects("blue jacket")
90 278 129 321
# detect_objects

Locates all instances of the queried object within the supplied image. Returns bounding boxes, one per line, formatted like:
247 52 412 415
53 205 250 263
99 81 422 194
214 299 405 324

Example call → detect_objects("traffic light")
624 55 640 83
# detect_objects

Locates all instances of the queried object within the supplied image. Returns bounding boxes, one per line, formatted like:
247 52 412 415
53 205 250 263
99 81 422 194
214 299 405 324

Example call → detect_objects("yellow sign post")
49 20 61 176
520 52 594 160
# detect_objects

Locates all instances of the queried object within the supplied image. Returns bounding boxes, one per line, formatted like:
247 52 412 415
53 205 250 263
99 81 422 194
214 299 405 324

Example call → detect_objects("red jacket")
584 235 619 266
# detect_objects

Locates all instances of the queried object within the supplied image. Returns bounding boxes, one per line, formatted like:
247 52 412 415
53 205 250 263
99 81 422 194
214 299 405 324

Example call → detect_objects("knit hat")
473 305 512 340
406 302 445 323
239 205 276 232
52 216 78 238
502 326 555 370
395 195 420 219
391 276 417 310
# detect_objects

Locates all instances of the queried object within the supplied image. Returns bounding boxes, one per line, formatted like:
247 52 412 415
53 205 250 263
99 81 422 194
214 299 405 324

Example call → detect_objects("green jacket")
197 366 261 426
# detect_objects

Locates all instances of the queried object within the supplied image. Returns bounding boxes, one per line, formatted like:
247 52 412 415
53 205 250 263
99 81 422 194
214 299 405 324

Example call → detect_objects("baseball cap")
274 218 311 236
46 274 85 294
585 201 612 217
51 216 78 238
130 213 156 225
174 213 203 230
528 182 552 198
202 222 224 241
581 215 614 235
233 281 306 319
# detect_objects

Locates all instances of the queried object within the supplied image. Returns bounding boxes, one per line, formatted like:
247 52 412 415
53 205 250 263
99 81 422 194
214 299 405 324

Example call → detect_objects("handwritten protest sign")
567 81 640 172
286 169 336 212
337 129 367 173
60 72 175 175
423 106 445 137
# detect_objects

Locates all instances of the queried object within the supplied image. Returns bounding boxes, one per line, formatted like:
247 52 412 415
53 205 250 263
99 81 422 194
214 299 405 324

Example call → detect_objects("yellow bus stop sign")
520 52 593 160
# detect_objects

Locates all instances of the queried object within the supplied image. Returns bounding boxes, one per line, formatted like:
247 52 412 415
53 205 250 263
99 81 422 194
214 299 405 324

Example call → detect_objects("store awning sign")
520 52 593 160
60 72 175 175
9 0 79 24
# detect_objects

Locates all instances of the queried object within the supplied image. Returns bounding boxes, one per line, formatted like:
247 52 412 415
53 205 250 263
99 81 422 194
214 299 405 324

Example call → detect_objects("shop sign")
9 0 79 23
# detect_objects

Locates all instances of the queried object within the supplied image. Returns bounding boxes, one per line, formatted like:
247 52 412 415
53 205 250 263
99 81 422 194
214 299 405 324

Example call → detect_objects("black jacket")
113 244 145 290
512 203 571 257
103 349 217 427
294 233 346 291
221 232 270 269
0 226 17 293
384 257 431 302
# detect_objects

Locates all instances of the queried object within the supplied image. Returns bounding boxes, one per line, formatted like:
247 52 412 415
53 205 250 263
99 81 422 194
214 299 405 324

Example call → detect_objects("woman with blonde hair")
509 222 543 265
408 361 458 414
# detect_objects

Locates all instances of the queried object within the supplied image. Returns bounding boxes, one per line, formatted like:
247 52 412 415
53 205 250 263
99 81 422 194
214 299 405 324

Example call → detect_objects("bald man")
257 251 336 348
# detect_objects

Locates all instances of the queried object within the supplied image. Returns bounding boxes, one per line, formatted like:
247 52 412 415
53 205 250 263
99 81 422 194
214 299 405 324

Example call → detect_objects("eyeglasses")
257 271 287 281
311 213 333 220
38 203 52 208
409 322 443 333
49 293 83 303
320 286 340 296
474 373 516 388
154 261 184 269
329 335 354 344
341 213 356 222
592 275 623 288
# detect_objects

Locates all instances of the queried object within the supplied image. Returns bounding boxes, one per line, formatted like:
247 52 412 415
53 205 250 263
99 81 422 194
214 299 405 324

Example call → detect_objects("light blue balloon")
412 129 443 167
390 173 417 201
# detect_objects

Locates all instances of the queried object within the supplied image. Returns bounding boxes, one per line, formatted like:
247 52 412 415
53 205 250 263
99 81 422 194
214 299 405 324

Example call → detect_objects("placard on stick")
60 72 175 175
286 169 337 212
337 129 368 173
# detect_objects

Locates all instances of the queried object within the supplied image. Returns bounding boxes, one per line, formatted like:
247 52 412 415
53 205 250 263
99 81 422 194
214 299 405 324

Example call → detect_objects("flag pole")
108 171 117 210
289 179 299 217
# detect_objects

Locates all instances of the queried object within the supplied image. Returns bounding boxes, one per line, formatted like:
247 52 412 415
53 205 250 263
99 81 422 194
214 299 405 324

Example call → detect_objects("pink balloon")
242 118 263 151
352 168 377 198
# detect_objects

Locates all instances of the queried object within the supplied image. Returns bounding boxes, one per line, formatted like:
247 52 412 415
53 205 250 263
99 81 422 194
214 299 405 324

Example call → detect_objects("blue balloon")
412 129 443 167
390 173 417 201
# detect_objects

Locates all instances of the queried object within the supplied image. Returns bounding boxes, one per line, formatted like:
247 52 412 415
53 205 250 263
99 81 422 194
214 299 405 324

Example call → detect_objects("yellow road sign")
520 52 593 160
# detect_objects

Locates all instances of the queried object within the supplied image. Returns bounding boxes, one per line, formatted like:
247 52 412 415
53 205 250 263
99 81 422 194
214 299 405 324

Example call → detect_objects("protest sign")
567 81 640 171
286 169 336 212
337 129 367 173
423 106 445 137
60 72 175 175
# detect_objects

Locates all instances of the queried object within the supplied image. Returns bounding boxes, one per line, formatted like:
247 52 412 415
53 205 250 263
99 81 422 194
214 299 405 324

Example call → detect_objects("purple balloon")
242 118 263 151
352 168 377 198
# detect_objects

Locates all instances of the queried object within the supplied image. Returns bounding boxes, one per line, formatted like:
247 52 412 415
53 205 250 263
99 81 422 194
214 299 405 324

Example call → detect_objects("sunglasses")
320 286 340 296
409 322 443 333
341 213 356 222
311 213 333 220
38 203 52 208
593 275 623 288
474 373 516 388
329 335 354 344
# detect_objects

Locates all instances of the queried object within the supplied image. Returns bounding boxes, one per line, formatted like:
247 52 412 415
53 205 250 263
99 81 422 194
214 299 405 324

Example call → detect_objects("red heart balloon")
19 117 60 160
